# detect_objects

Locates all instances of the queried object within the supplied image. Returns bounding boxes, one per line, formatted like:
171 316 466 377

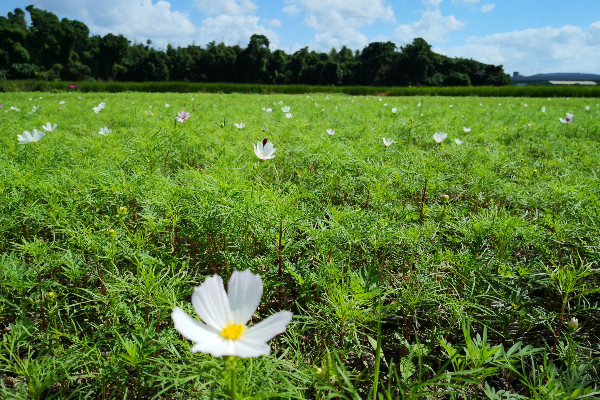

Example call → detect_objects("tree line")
0 6 512 86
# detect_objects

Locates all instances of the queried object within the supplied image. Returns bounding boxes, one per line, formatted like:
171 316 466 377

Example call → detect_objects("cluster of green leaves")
0 92 599 399
1 6 510 86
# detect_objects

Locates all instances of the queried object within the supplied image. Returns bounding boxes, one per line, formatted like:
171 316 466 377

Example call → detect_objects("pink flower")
176 110 190 122
69 84 76 89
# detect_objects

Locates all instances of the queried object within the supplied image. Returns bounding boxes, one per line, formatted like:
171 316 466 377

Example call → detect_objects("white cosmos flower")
392 108 397 114
172 269 292 358
279 101 283 105
266 108 272 113
417 103 421 107
559 113 574 124
479 103 483 106
379 98 382 101
585 106 590 110
383 137 395 146
18 129 45 144
10 106 21 111
455 139 463 145
165 104 170 107
234 123 245 129
286 113 293 119
315 103 318 106
326 129 335 135
42 122 57 132
384 103 388 106
253 140 276 160
433 132 448 143
542 107 546 113
449 105 453 108
463 127 471 133
59 101 65 105
99 126 112 135
524 104 528 107
282 106 290 113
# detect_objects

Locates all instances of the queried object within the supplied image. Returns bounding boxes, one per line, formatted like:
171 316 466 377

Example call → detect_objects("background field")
1 91 599 399
3 80 600 98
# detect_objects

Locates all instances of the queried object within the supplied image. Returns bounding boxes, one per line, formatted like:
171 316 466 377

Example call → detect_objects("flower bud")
568 317 578 332
118 206 127 215
46 292 55 301
441 194 450 203
108 229 116 236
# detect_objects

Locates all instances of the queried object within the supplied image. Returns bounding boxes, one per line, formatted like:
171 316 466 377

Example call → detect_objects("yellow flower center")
221 323 245 340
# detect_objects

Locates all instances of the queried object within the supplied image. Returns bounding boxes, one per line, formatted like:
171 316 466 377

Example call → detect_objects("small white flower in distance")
266 108 272 113
542 107 546 113
279 101 283 104
262 108 265 110
99 126 112 135
417 102 421 107
326 129 335 135
172 269 292 358
282 106 290 113
326 96 329 100
560 113 574 123
455 139 463 145
449 105 453 108
18 129 45 144
335 106 338 110
498 103 502 106
524 104 528 107
479 103 483 106
379 98 382 101
433 132 448 143
352 99 354 102
42 122 57 132
383 137 395 146
392 108 397 114
463 127 471 133
29 98 32 101
59 101 65 105
315 103 318 106
286 113 293 119
165 104 170 107
384 103 388 106
234 123 245 129
585 106 590 110
253 139 276 160
528 123 533 127
306 96 309 99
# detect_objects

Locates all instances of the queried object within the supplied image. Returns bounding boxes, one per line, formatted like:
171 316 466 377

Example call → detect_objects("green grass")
3 79 600 97
0 92 599 399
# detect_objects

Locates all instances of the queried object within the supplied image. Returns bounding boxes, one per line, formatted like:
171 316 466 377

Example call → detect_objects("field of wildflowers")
0 91 599 399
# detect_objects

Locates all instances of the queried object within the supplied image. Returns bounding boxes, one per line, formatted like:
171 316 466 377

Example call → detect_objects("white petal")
263 142 274 154
172 307 221 344
244 311 292 343
231 338 270 357
228 270 262 325
191 275 232 330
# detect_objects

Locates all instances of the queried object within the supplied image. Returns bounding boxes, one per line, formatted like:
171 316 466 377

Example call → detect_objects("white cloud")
390 9 464 45
198 15 279 47
286 0 395 50
423 0 444 6
30 0 195 47
266 19 283 27
480 3 495 13
442 23 600 74
194 0 257 16
452 0 479 4
282 4 301 16
193 0 278 48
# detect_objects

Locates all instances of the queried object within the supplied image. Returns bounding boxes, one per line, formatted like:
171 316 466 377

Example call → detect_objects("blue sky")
3 0 600 75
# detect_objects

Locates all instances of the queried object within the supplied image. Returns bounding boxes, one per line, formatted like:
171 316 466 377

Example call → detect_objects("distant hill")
512 73 600 82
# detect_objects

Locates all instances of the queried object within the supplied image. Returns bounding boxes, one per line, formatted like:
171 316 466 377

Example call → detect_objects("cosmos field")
0 91 599 399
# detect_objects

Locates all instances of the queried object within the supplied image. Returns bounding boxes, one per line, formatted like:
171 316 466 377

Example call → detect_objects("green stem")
372 295 382 400
226 356 238 400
